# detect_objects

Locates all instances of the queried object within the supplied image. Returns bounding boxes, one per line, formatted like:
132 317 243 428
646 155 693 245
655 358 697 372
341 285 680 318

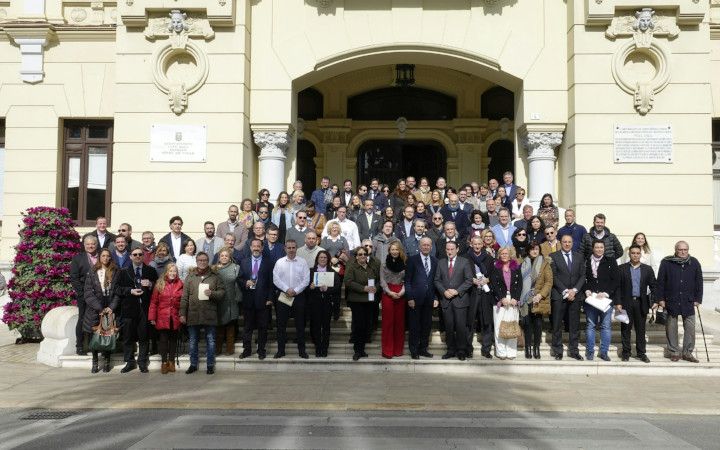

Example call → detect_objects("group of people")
69 172 705 374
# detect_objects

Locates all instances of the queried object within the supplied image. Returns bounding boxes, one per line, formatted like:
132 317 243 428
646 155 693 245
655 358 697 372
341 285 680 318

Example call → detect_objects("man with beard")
217 205 248 251
580 213 623 261
195 221 224 257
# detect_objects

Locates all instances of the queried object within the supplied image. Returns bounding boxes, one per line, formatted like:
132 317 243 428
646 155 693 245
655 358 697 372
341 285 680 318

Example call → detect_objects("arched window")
481 86 514 120
487 139 514 183
348 87 457 121
298 88 323 121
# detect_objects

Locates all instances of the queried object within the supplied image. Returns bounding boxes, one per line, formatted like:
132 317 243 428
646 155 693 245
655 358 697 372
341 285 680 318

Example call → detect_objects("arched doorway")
296 140 317 193
357 140 447 187
487 139 514 182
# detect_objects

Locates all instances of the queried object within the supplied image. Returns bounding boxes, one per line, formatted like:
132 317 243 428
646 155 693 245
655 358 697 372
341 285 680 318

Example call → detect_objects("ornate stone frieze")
607 8 674 115
253 131 293 161
145 10 213 115
524 132 563 162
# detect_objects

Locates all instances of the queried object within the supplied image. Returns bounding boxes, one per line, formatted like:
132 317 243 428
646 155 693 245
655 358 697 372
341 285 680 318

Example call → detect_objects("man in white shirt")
491 208 516 248
297 231 324 268
158 216 192 262
272 239 310 359
84 216 116 249
321 205 361 250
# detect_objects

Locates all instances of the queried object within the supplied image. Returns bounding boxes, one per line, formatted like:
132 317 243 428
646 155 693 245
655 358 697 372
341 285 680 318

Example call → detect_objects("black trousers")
75 297 86 351
243 307 269 354
157 329 178 362
551 298 580 356
621 299 647 357
276 295 306 354
350 302 373 354
466 294 480 354
442 302 468 355
121 315 149 365
523 311 543 348
407 300 433 355
309 297 332 353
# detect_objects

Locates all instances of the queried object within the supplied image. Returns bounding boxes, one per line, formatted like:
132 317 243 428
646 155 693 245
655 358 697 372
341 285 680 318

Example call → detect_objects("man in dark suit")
238 239 274 360
366 178 387 212
158 215 193 261
340 179 354 207
440 194 470 237
405 237 439 359
70 235 98 355
116 250 159 372
435 221 467 259
434 241 474 360
356 198 381 241
465 236 495 358
394 206 416 242
549 234 586 360
403 220 435 257
617 245 657 363
83 216 116 249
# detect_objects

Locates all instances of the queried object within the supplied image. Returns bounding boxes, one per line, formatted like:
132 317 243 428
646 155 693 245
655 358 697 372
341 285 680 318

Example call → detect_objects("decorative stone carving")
607 9 675 115
296 118 306 137
524 132 563 162
70 8 87 23
396 117 408 137
318 0 334 7
253 131 292 160
145 10 214 115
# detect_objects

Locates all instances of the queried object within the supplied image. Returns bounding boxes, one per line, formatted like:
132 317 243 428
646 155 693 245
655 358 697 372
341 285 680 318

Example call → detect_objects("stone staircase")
59 307 720 376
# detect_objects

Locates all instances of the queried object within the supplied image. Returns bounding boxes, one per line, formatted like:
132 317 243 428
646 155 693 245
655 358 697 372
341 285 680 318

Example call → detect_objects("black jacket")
82 269 120 334
70 253 94 305
490 260 523 303
617 262 657 316
115 265 158 319
584 256 620 304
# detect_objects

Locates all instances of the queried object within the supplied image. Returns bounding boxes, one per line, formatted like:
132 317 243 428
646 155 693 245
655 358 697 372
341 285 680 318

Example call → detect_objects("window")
713 119 720 230
357 140 447 186
62 121 113 226
298 88 324 121
348 87 457 121
481 86 515 121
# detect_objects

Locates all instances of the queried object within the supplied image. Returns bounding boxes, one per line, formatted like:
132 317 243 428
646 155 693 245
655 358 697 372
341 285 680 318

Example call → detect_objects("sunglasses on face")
517 233 526 236
131 253 143 257
118 229 127 232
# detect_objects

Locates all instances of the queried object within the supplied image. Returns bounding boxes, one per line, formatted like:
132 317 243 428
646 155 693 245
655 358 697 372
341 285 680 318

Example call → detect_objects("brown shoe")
168 361 176 372
682 354 700 363
161 361 169 374
670 355 680 362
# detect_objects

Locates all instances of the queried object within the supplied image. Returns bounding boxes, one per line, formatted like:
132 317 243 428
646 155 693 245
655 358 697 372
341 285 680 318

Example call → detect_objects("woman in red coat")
148 263 183 374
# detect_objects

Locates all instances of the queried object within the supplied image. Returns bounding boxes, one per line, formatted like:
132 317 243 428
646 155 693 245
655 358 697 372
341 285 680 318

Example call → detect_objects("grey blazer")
434 256 474 309
549 250 586 301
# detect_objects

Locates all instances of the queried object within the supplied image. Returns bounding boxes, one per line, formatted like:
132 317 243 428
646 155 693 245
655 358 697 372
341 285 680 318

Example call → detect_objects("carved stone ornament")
607 9 675 115
145 10 214 115
524 132 563 162
253 131 292 161
318 0 334 7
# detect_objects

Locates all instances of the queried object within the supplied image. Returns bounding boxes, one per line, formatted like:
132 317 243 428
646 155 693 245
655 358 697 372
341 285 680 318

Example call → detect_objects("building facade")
0 0 718 269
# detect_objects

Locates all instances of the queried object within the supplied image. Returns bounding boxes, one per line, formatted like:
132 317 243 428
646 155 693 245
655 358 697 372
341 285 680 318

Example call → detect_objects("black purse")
650 308 668 326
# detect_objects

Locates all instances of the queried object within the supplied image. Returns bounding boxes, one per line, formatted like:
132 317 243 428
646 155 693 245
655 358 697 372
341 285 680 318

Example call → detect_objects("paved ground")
0 410 717 449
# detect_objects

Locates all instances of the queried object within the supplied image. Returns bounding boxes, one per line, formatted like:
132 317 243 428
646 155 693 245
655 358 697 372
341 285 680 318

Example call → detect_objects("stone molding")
4 25 55 84
121 0 234 27
587 1 704 26
607 9 674 115
145 10 214 115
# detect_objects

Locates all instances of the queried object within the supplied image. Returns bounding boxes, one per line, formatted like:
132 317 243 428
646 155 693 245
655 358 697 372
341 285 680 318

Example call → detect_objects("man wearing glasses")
285 211 311 245
541 226 561 257
118 248 159 373
426 213 445 242
217 205 248 251
109 223 141 253
511 187 529 220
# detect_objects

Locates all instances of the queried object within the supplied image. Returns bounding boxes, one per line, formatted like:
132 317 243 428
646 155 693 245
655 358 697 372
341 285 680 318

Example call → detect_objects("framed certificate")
314 272 335 288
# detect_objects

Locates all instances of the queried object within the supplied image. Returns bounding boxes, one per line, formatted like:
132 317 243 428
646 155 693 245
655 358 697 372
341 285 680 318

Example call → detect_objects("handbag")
531 297 551 315
498 306 522 340
89 312 119 352
650 308 668 326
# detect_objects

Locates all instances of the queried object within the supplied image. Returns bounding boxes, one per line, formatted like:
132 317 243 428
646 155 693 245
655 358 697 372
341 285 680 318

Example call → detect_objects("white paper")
612 309 630 324
314 272 335 288
585 293 612 312
198 283 209 301
368 278 375 302
278 291 294 306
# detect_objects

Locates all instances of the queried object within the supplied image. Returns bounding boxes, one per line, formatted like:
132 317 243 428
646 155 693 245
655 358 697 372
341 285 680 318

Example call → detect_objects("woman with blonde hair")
83 248 119 373
480 229 500 259
380 241 407 358
428 190 444 216
150 242 172 277
290 190 306 216
149 262 183 373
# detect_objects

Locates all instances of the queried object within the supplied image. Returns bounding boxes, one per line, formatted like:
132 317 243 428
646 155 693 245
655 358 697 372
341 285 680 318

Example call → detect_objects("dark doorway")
487 139 514 183
357 140 447 187
297 140 317 193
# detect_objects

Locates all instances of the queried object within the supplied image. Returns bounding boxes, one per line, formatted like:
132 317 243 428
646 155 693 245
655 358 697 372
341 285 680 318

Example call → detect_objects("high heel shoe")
525 347 532 359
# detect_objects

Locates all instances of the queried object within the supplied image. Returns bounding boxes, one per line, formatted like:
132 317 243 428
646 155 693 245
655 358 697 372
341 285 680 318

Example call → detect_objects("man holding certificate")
272 240 310 359
584 240 620 361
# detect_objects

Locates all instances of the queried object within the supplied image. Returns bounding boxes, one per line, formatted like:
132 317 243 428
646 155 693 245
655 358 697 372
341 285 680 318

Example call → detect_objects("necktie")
424 256 430 275
452 211 456 219
448 258 454 277
252 258 259 279
564 252 572 269
135 266 141 284
370 190 375 200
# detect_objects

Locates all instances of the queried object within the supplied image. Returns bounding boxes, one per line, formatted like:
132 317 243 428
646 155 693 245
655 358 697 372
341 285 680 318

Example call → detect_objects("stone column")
524 131 563 204
252 128 294 200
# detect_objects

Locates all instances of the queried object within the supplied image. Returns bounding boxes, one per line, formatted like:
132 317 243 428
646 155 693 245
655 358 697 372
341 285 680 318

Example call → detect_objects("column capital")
519 124 565 162
251 125 295 161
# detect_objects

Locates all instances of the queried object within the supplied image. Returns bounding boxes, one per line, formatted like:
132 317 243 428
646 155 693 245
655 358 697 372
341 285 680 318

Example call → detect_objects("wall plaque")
150 124 207 162
614 124 672 163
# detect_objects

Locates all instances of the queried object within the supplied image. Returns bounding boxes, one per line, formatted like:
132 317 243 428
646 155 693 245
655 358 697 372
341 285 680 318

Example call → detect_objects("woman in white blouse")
176 239 197 281
620 232 656 268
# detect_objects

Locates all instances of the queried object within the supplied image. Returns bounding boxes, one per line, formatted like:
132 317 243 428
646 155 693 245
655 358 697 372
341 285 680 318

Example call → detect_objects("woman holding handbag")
519 242 553 359
490 247 523 359
83 248 120 373
148 262 183 374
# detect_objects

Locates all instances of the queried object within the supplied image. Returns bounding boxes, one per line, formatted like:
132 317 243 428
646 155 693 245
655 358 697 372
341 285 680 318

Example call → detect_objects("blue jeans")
585 304 611 357
187 325 216 368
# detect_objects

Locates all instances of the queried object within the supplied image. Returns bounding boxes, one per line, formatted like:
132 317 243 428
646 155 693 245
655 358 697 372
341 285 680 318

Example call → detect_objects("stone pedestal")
36 306 78 367
253 128 293 201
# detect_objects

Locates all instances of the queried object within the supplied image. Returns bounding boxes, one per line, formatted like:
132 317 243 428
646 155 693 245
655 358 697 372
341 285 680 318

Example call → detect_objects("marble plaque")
614 124 672 163
150 124 207 162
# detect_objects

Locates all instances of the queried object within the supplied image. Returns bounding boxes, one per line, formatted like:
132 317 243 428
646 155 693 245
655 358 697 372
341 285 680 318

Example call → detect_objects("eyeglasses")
546 231 556 235
261 193 269 197
517 233 526 236
259 211 269 214
433 217 443 221
131 253 143 257
516 193 524 196
118 229 127 232
297 216 307 219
